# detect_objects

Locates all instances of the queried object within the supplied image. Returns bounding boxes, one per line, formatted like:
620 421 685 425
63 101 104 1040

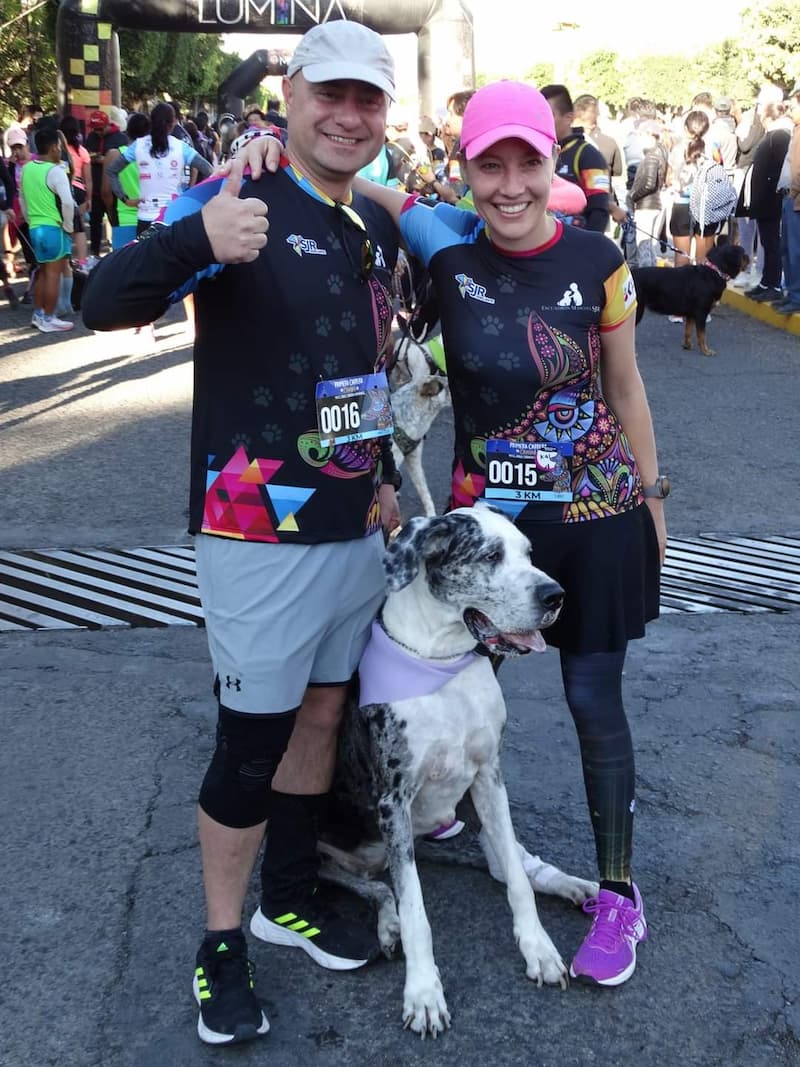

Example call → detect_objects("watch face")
659 476 670 498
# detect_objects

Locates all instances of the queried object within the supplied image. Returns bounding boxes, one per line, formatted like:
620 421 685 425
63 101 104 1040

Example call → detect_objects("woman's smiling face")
462 138 556 252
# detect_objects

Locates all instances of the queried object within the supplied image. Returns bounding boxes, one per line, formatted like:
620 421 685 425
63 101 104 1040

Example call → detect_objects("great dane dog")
319 505 598 1037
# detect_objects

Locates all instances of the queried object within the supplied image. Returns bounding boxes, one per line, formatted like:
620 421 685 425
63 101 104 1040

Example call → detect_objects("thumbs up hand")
200 173 269 264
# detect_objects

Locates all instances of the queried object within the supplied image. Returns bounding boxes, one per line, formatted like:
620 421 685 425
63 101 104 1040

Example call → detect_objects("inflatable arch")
56 0 475 126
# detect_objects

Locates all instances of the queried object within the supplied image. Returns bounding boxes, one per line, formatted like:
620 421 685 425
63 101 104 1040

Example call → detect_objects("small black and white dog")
320 505 597 1036
388 321 450 516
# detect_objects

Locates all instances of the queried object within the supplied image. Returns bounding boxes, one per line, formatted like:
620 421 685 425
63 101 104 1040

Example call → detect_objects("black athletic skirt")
670 201 722 238
517 504 661 654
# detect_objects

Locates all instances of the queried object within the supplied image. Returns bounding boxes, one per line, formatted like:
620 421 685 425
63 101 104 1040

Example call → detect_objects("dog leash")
625 217 696 264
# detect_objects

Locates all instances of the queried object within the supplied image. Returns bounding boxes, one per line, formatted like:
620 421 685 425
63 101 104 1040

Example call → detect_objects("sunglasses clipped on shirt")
334 200 375 283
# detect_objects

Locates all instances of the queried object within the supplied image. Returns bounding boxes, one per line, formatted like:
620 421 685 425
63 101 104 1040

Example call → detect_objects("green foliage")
577 51 625 109
524 62 555 89
693 38 757 105
739 1 800 92
0 0 59 121
118 30 240 111
621 55 694 109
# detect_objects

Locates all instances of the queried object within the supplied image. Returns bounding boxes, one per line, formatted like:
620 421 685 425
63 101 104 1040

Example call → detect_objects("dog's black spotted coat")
386 512 505 601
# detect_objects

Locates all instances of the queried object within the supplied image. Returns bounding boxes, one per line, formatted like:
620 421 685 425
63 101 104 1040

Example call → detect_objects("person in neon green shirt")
105 112 151 251
20 126 75 332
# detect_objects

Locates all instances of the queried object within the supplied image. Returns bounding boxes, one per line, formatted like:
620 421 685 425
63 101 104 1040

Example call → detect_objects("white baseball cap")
287 21 396 100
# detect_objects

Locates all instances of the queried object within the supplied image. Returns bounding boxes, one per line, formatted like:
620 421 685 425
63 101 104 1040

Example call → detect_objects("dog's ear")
384 514 465 592
384 516 431 591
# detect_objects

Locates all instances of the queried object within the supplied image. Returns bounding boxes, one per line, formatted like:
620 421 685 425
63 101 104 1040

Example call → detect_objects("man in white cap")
83 19 400 1046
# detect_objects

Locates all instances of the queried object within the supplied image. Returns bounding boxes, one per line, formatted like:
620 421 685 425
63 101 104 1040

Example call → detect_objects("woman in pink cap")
244 79 665 990
364 79 664 990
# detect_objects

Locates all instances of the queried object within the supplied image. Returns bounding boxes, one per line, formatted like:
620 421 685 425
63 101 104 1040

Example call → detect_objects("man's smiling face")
283 73 388 191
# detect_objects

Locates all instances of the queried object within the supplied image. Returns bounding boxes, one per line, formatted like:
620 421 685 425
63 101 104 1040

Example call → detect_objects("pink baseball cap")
460 81 557 160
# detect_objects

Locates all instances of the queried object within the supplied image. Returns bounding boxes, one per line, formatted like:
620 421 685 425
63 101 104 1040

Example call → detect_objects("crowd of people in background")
1 76 799 327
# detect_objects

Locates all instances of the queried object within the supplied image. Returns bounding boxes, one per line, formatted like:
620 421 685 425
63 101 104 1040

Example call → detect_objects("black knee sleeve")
198 704 296 829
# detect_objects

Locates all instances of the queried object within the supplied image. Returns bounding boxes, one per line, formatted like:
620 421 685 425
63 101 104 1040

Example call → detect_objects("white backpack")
690 160 738 228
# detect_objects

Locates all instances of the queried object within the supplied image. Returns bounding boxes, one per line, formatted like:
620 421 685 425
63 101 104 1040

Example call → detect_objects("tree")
523 62 555 89
694 38 756 104
576 50 625 110
739 1 800 93
0 0 59 121
118 30 239 112
621 55 694 109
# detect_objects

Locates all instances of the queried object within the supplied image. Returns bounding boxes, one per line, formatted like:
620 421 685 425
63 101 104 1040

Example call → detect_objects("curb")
722 286 800 338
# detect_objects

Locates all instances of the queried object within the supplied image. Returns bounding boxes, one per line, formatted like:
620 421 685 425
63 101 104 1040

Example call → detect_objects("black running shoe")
193 933 270 1045
251 891 379 970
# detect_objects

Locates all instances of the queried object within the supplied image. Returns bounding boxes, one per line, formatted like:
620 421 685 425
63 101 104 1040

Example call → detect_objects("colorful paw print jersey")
84 164 399 544
398 200 639 525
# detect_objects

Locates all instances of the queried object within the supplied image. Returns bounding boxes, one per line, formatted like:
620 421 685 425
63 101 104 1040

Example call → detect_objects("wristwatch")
642 475 670 499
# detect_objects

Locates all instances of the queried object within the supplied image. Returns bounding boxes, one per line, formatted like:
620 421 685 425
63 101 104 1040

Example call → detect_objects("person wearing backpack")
744 101 793 303
542 84 611 232
668 110 723 265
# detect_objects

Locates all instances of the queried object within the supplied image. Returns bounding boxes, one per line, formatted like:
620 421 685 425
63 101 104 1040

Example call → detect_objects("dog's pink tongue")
501 629 547 653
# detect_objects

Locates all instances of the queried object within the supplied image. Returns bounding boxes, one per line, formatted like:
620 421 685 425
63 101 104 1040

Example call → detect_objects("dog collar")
704 260 730 282
358 620 479 707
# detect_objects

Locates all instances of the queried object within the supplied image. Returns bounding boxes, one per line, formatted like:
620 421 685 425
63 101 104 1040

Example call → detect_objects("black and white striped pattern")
0 537 797 632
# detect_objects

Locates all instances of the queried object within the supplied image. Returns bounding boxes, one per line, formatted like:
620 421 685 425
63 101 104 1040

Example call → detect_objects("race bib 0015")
484 439 573 503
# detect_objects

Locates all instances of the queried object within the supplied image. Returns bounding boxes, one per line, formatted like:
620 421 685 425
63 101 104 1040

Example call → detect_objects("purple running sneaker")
569 882 647 986
424 819 465 842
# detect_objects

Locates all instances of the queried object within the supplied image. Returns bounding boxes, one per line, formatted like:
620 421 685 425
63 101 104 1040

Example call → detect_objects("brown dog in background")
631 243 749 356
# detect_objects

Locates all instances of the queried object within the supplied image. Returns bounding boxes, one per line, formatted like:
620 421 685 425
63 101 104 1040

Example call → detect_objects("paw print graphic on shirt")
481 315 503 335
288 352 310 375
462 350 483 371
340 310 357 332
322 354 340 377
285 391 308 413
261 424 283 445
316 315 332 337
480 386 499 407
327 232 342 252
462 414 477 436
497 352 520 371
516 306 532 326
231 432 251 450
497 274 516 293
327 273 344 296
253 386 273 407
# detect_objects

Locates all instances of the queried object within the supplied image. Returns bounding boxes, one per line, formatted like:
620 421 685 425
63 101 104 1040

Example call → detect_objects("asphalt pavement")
1 289 798 1067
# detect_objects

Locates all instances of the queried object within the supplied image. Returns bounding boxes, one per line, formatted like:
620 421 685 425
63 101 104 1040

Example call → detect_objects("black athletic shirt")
82 163 399 544
398 200 641 525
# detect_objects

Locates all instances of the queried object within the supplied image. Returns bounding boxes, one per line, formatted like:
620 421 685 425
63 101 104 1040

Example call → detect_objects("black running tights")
560 648 635 883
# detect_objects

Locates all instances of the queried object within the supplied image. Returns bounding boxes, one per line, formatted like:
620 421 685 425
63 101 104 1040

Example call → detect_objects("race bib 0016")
484 439 573 503
315 371 393 447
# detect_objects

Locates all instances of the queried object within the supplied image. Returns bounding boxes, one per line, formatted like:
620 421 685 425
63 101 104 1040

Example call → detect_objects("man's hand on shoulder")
200 172 269 264
224 133 283 184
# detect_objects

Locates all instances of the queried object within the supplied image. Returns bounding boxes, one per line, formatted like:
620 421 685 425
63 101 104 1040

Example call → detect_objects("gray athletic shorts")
194 532 386 714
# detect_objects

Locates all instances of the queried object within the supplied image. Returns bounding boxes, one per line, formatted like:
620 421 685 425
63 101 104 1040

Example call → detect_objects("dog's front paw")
559 875 600 905
402 969 451 1038
518 928 568 990
700 347 716 357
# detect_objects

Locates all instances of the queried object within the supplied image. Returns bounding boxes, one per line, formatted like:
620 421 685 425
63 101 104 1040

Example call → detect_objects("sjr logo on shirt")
286 234 327 257
455 273 495 304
